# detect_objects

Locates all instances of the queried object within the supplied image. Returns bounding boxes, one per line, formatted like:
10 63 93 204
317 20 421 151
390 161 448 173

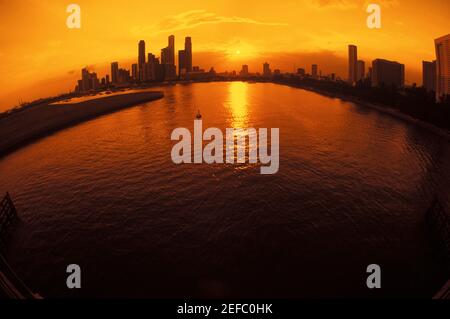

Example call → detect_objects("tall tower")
348 45 357 85
422 61 436 93
138 40 146 81
178 50 186 76
263 62 271 77
111 62 119 84
312 64 318 78
132 63 138 81
356 60 365 82
435 34 450 101
161 47 169 64
168 35 175 66
185 37 192 73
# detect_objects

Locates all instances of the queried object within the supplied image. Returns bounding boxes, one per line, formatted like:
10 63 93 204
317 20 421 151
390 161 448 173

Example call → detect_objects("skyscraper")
178 37 193 77
263 62 271 77
168 35 175 66
371 59 405 88
178 50 187 77
240 65 249 76
297 68 305 76
435 34 450 100
356 60 365 82
90 72 99 90
78 68 100 92
348 45 357 85
147 53 157 81
161 35 176 80
132 63 138 81
161 47 169 64
111 62 119 84
138 40 146 81
81 68 90 92
422 61 436 93
185 37 192 73
311 64 318 78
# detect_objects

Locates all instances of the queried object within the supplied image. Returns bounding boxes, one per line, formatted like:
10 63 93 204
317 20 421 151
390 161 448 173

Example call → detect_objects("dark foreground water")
0 82 449 298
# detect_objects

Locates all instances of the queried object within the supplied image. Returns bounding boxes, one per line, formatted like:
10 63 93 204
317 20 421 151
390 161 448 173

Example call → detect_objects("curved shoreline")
0 91 163 159
1 81 449 161
273 82 450 142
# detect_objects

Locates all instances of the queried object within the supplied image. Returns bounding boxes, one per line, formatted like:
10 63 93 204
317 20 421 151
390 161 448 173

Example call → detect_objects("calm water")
0 82 449 298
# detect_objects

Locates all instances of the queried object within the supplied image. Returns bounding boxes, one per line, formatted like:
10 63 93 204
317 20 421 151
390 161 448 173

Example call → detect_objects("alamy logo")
366 264 381 289
366 4 381 29
171 120 279 174
66 4 81 29
66 264 81 289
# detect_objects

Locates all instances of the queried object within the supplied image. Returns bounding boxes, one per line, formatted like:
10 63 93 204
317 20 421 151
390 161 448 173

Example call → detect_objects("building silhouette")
185 37 192 73
117 68 131 84
178 37 193 77
263 62 271 77
240 65 249 76
147 53 158 81
81 68 90 91
76 68 100 92
367 67 372 81
371 59 405 88
356 60 365 82
168 35 175 65
161 36 175 65
348 45 357 85
74 35 198 89
297 68 305 76
161 47 169 64
422 61 436 93
138 40 146 81
111 62 119 84
435 34 450 100
311 64 318 78
132 63 138 82
178 50 187 77
160 36 177 80
161 35 175 66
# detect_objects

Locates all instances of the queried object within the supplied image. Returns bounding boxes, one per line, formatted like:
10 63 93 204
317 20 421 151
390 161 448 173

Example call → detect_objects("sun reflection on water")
226 81 249 128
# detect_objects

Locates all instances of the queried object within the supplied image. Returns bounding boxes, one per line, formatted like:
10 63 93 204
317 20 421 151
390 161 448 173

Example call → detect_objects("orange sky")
0 0 449 111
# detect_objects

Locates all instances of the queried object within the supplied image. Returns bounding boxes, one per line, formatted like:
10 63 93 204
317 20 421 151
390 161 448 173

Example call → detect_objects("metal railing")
0 192 17 239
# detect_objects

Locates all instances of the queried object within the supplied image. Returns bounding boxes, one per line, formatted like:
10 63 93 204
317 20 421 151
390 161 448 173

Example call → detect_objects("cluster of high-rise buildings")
348 45 369 84
75 33 450 102
347 34 450 101
348 44 405 88
75 35 194 93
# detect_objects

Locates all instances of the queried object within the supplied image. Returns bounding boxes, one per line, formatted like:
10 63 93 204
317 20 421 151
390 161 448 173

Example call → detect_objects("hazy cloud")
310 0 400 9
130 10 288 36
363 0 400 8
309 0 358 9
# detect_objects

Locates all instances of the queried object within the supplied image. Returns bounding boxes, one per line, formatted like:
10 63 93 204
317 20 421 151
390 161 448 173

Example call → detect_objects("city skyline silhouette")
1 0 449 110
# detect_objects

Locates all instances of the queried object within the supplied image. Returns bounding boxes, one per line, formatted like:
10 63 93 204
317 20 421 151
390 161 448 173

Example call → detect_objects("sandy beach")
0 91 163 158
